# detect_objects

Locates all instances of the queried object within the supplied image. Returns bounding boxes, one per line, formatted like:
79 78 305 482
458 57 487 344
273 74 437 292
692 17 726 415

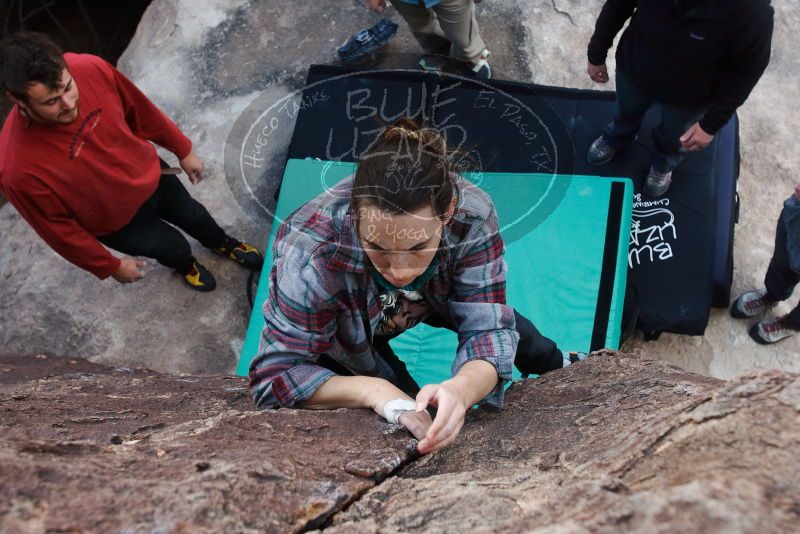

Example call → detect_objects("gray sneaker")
586 135 618 166
730 289 775 319
749 315 799 345
644 167 673 197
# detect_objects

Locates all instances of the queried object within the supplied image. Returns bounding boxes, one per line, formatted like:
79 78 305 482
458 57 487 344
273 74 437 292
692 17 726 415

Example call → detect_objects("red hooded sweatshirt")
0 53 192 279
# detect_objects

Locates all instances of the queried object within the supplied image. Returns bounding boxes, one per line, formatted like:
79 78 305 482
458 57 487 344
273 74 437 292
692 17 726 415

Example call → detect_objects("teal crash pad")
237 158 632 386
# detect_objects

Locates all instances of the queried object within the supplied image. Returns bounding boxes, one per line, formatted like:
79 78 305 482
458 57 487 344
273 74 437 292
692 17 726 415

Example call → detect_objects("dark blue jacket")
588 0 773 135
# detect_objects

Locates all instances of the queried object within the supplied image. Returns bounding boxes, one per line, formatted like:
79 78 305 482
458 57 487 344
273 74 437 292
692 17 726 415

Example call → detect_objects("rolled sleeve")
448 212 518 407
450 303 517 407
249 258 338 409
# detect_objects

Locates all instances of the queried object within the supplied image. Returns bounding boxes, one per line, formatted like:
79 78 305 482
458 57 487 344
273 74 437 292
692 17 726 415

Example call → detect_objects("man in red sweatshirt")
0 32 262 291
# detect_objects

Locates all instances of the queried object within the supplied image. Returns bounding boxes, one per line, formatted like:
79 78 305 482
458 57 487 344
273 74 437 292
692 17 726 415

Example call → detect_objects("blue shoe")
337 19 398 63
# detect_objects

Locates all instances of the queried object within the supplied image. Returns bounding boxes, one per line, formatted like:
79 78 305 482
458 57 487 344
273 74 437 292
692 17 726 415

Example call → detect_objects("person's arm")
250 257 434 437
413 359 497 453
2 179 122 279
249 260 339 407
97 59 193 160
697 4 774 136
250 260 390 408
413 207 517 453
447 217 517 407
300 374 433 440
587 0 638 67
300 375 402 409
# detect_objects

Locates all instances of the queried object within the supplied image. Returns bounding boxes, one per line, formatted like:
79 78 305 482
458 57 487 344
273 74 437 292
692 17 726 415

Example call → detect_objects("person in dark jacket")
585 0 773 196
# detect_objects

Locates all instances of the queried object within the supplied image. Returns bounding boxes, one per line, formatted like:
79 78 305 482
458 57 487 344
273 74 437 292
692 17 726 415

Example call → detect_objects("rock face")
2 352 798 533
0 353 419 533
0 1 797 378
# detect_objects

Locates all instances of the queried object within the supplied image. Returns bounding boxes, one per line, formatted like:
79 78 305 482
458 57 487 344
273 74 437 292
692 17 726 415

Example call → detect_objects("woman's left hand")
414 383 469 454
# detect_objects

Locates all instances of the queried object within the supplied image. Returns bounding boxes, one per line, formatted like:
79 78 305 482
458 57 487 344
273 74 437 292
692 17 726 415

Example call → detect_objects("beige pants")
388 0 487 63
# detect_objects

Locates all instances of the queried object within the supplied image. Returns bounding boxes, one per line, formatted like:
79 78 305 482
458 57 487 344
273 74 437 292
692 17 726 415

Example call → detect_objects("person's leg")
764 212 800 303
732 211 797 318
750 222 800 341
150 174 230 250
98 202 195 275
388 0 451 54
423 310 564 377
430 0 486 63
650 104 707 173
785 302 800 329
511 310 564 376
601 71 654 149
589 71 654 165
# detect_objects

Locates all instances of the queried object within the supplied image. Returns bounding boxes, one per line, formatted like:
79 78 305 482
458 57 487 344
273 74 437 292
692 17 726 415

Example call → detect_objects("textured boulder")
0 354 418 533
0 0 797 379
327 353 800 533
2 352 798 533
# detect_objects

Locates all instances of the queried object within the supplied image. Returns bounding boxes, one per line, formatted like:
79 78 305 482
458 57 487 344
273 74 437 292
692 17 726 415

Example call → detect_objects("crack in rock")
550 0 576 26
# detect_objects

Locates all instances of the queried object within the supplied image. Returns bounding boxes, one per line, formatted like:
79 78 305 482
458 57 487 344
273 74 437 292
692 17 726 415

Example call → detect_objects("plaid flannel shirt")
249 174 517 408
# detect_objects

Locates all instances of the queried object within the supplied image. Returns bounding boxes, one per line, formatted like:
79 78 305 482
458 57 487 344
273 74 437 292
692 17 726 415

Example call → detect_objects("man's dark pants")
374 310 563 396
764 207 800 328
98 167 229 275
603 71 706 173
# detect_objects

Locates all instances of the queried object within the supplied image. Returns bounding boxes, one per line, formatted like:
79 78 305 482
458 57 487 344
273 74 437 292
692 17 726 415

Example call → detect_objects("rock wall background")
1 352 797 533
0 0 798 377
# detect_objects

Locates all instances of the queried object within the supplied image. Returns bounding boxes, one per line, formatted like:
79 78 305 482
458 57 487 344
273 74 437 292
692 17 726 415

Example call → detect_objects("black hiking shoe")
183 261 216 292
643 167 673 197
586 135 619 166
214 241 264 271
